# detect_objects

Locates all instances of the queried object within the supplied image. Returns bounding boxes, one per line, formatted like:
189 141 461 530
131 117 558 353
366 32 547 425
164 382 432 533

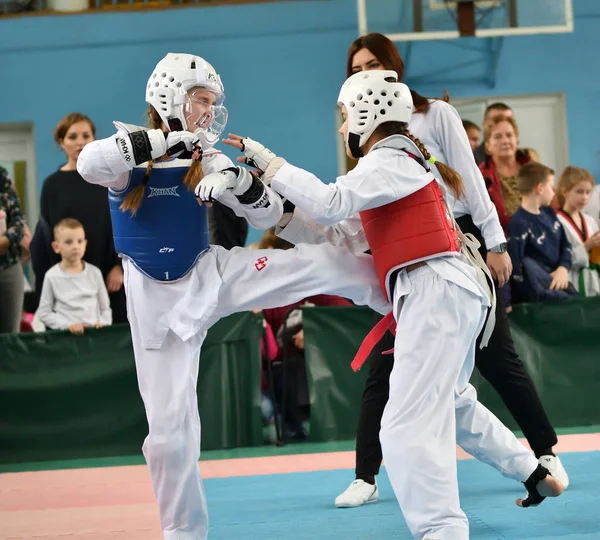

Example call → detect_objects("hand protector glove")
115 123 202 168
195 166 253 202
237 137 286 186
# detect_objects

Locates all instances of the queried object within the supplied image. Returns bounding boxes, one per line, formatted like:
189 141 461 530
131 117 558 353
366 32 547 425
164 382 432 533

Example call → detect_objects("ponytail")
120 160 154 215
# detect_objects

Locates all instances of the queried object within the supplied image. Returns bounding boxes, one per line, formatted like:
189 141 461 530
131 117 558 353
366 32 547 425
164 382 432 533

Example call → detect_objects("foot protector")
520 464 550 508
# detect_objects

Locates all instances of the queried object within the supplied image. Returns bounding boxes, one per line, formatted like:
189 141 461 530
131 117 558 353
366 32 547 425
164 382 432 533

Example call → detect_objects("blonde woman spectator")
473 102 513 164
479 115 534 231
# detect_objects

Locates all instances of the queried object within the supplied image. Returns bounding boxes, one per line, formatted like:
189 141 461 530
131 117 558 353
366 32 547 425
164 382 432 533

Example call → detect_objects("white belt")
457 229 496 348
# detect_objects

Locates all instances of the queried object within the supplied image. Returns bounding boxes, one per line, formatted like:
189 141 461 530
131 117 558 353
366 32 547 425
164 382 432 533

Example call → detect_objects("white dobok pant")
379 264 539 540
123 243 391 540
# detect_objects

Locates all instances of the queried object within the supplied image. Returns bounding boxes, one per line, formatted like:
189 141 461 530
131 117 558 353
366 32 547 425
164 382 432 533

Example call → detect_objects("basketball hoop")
356 0 573 41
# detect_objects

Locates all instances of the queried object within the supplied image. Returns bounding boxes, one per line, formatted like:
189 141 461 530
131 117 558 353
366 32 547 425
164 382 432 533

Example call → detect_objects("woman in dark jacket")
31 112 127 322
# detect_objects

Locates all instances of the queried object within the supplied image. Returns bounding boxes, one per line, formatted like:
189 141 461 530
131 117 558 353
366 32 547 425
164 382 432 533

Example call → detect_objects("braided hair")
120 105 204 215
373 121 464 200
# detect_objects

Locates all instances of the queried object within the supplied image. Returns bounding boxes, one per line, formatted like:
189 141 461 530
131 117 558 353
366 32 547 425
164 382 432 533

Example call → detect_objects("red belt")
350 311 396 372
350 261 425 372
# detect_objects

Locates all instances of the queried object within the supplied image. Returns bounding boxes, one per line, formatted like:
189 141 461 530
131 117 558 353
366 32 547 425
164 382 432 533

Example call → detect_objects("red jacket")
260 320 278 390
478 151 532 232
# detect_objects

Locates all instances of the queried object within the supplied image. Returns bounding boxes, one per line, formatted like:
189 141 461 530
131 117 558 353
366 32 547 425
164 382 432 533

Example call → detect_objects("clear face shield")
184 87 228 148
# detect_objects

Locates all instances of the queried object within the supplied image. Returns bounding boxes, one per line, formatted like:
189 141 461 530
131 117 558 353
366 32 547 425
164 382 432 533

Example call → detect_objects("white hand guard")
195 166 253 202
238 137 287 186
239 138 276 171
114 121 202 168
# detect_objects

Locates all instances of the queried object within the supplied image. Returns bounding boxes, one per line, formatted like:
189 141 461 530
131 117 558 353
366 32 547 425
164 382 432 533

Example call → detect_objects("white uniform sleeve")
202 153 283 230
271 151 431 227
36 274 71 330
77 135 130 191
277 209 369 254
95 268 113 325
433 103 506 249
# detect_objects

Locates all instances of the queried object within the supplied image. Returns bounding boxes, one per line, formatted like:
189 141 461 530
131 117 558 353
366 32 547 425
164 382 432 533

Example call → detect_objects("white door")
0 124 38 226
451 93 569 179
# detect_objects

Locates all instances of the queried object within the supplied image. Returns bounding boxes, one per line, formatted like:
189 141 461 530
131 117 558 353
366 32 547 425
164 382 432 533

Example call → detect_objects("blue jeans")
519 257 578 302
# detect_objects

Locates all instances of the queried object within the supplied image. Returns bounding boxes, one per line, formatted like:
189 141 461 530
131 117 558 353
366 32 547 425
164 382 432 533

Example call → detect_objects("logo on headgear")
254 256 268 271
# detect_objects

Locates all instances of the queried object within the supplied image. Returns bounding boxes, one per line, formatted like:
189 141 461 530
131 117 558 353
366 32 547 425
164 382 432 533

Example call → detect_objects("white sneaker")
539 455 569 490
335 479 379 508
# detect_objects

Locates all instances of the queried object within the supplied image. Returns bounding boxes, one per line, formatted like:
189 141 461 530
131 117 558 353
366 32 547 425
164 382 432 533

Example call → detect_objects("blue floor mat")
204 451 599 539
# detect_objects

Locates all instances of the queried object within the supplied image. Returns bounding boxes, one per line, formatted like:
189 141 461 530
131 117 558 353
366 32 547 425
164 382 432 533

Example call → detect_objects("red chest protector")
350 152 462 372
358 152 461 302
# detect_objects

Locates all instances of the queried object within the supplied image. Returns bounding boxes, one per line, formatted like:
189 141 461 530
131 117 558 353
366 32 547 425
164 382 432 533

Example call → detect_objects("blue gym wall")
1 0 598 244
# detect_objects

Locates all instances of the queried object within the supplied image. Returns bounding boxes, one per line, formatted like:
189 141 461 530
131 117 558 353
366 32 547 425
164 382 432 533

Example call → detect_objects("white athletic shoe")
539 455 569 490
335 479 379 508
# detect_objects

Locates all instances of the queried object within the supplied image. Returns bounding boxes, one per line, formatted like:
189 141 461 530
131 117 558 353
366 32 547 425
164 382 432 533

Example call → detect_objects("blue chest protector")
108 163 209 281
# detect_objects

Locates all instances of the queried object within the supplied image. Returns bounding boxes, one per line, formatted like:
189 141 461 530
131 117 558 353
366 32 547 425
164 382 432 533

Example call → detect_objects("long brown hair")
120 105 204 215
373 121 464 200
346 33 449 114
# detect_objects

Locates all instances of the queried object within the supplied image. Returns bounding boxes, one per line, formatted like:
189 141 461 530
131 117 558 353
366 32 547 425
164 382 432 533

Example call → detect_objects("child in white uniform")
555 166 600 296
77 53 391 540
201 70 563 540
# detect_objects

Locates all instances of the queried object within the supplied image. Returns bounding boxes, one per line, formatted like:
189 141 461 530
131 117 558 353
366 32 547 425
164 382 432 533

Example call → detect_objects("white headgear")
337 70 413 158
146 53 228 148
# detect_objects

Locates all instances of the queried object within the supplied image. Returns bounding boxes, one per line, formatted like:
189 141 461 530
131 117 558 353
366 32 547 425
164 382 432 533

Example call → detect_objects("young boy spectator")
36 218 112 334
507 163 578 303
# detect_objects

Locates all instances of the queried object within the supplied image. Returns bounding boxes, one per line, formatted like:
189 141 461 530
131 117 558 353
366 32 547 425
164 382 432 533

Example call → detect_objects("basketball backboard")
357 0 573 41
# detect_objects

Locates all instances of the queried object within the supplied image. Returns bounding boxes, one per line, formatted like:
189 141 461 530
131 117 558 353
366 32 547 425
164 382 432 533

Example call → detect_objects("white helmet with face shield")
337 70 413 158
145 53 228 149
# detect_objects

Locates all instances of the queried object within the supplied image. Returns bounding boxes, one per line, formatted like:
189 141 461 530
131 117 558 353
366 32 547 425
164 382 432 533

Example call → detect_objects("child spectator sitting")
555 166 600 296
507 162 578 303
36 218 112 334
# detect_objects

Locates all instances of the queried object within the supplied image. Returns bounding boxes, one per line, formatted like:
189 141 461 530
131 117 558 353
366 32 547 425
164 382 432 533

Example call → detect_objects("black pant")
354 215 558 477
109 286 129 325
273 353 310 435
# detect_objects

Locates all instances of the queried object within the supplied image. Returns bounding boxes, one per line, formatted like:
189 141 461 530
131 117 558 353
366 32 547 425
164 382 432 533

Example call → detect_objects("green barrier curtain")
302 307 374 442
0 312 263 465
303 299 600 442
471 297 600 430
2 300 599 464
